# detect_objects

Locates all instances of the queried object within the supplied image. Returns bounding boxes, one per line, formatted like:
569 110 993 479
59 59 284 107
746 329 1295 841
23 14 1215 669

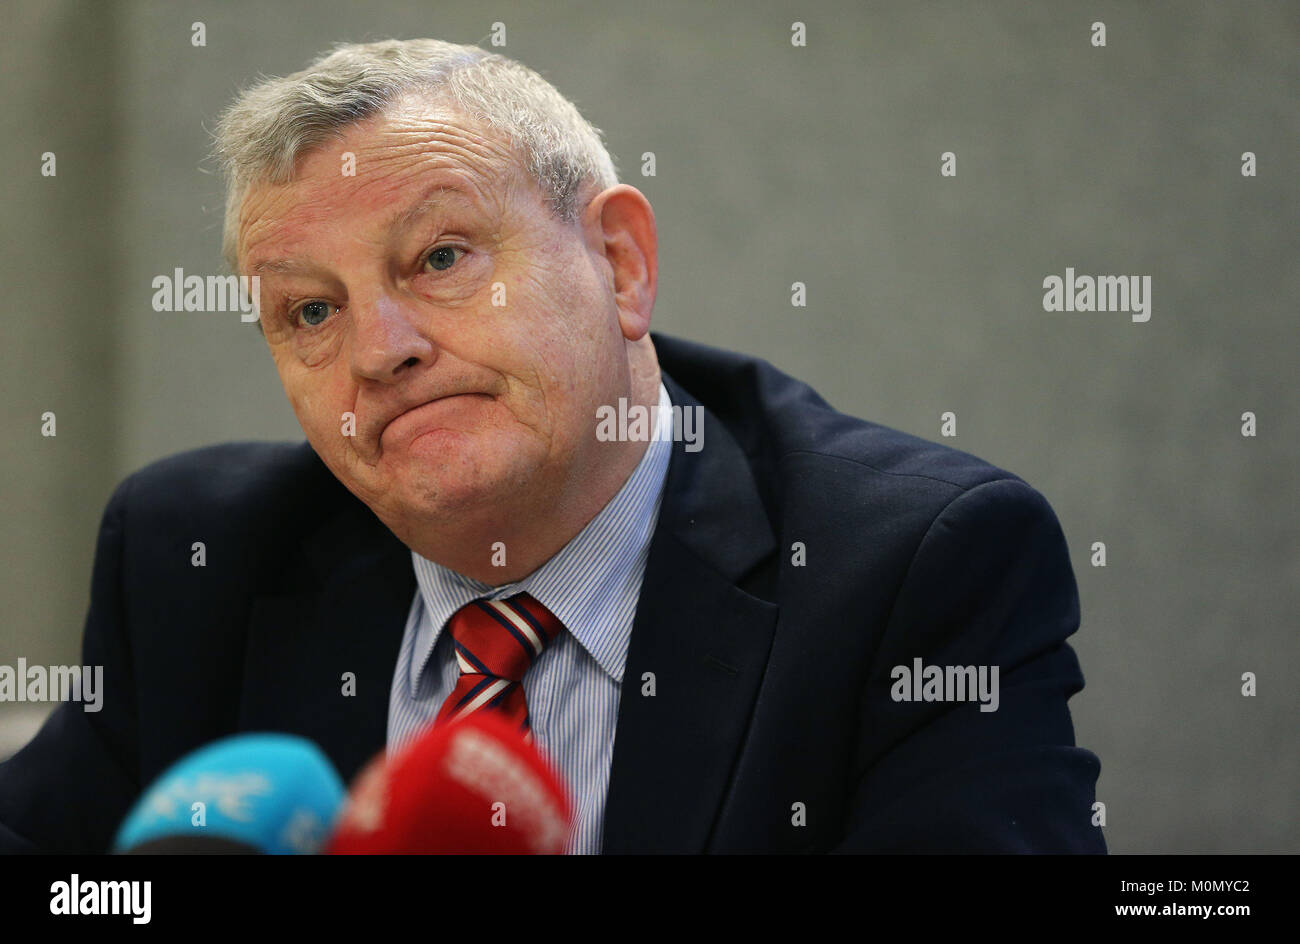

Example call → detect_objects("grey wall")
1 0 1295 853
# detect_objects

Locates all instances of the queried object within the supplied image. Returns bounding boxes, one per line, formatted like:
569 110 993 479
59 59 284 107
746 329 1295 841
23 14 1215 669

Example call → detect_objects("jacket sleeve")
0 476 143 853
833 478 1107 853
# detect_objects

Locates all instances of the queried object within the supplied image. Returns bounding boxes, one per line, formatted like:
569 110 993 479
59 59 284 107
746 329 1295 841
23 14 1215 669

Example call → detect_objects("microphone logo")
145 772 273 823
443 727 568 853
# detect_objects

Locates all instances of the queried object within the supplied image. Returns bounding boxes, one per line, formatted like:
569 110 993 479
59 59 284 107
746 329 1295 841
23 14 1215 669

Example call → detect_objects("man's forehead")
238 105 530 266
344 95 519 167
266 106 516 207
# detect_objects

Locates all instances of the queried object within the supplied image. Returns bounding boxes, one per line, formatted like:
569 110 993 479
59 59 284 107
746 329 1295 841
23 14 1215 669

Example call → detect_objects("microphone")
327 712 572 854
112 733 345 854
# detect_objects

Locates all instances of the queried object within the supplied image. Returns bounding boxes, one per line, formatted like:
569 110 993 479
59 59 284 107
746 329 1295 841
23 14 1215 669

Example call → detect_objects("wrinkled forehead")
327 89 525 182
236 94 537 266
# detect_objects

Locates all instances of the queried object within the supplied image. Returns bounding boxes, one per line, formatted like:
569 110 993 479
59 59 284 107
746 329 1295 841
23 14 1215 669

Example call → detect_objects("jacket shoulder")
106 441 346 583
119 440 336 516
654 333 1028 507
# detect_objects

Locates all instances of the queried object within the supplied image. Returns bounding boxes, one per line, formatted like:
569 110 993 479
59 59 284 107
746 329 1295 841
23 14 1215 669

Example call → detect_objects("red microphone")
326 712 572 854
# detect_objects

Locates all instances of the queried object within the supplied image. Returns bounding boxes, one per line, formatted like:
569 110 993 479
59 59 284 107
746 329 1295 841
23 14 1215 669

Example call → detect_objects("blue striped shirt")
387 381 674 854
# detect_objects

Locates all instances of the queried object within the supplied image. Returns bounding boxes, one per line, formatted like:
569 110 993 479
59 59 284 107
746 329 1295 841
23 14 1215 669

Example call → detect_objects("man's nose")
349 291 436 381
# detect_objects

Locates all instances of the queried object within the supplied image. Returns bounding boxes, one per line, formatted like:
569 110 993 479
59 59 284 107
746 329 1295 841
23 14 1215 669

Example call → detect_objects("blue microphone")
112 733 345 854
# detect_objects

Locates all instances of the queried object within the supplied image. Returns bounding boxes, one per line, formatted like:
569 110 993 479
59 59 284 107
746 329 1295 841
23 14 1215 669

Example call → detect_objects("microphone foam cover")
113 732 345 854
328 712 571 854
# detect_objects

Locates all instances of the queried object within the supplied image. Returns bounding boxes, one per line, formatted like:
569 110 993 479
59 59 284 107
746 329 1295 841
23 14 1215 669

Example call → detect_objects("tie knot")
445 592 564 683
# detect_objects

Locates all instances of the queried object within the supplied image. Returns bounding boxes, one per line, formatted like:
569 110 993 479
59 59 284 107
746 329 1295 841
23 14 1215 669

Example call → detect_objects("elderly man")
0 39 1104 854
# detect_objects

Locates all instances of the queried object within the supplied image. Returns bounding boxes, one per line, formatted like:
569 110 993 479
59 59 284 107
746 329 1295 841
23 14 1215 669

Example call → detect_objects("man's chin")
324 436 541 530
367 469 515 529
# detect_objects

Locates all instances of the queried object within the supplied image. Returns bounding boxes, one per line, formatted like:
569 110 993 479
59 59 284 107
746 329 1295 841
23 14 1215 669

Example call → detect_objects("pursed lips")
379 393 488 449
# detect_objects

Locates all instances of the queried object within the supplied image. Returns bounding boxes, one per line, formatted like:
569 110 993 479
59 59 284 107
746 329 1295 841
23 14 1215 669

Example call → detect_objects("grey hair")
213 38 620 269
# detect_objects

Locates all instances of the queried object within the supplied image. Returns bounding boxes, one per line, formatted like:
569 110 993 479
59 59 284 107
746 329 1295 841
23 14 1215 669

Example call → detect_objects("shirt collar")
409 381 674 691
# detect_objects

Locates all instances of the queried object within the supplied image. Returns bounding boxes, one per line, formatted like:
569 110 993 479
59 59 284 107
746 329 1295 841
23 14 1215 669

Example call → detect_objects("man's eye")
296 301 335 326
423 246 464 272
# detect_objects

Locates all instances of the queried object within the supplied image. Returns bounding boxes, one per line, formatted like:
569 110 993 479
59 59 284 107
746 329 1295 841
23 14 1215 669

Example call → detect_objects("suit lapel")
602 373 780 853
239 488 415 784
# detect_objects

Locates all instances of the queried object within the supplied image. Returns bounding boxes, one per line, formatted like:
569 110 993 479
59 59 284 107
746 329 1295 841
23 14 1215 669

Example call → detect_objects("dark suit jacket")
0 333 1105 853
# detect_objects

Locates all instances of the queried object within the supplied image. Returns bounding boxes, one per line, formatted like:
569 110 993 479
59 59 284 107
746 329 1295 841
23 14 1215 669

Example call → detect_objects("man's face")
237 94 636 539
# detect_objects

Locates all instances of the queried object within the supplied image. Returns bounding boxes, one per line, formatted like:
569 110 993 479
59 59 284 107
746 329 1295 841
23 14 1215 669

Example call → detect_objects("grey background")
1 0 1295 853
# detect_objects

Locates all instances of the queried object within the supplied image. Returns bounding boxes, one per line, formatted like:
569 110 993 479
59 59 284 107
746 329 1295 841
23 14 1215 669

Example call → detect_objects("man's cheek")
266 319 348 368
281 379 336 444
261 317 293 345
297 330 349 370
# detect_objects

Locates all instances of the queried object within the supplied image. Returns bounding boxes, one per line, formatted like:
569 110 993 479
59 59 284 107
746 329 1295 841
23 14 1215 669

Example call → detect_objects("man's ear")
582 185 657 342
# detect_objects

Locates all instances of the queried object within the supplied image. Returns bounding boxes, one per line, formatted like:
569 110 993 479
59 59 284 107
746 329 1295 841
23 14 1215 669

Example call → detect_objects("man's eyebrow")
387 183 477 232
248 183 478 274
251 258 319 275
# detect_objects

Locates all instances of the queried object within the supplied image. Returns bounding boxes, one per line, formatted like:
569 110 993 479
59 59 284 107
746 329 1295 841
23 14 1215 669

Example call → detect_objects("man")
0 38 1104 853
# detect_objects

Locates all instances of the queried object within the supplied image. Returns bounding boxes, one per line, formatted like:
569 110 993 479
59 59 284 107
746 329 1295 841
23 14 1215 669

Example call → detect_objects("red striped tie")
434 592 564 735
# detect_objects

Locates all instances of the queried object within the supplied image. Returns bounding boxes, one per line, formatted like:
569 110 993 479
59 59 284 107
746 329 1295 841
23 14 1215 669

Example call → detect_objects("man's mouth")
380 393 490 450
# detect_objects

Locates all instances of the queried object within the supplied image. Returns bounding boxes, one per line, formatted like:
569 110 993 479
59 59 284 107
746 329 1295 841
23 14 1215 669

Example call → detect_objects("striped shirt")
387 381 674 853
